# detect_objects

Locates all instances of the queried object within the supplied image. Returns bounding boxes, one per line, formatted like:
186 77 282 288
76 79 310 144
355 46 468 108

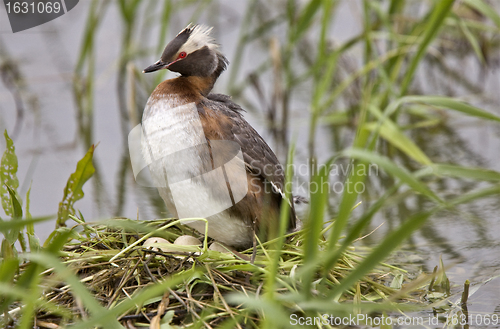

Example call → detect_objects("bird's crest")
178 23 219 54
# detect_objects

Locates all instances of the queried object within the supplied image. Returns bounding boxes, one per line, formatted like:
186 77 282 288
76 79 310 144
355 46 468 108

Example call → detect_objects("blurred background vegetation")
1 0 500 327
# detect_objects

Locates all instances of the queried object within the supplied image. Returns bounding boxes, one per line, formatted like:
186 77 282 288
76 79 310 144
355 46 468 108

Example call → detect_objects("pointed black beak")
143 60 170 73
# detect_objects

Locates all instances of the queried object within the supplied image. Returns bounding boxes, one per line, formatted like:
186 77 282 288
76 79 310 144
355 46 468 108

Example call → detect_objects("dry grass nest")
13 219 426 328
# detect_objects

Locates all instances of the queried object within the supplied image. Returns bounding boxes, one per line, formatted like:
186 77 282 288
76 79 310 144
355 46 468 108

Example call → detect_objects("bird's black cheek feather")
168 46 217 77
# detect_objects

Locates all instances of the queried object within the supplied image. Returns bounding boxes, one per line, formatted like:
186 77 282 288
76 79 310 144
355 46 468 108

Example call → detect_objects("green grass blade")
329 181 500 300
363 120 432 165
449 184 500 206
322 183 401 275
456 16 486 64
324 45 413 112
265 143 295 298
324 91 372 266
324 159 369 272
0 216 54 233
400 0 455 95
462 0 500 30
156 0 173 53
227 293 290 328
302 158 332 298
291 0 322 43
329 211 432 300
389 0 405 16
24 185 40 252
343 148 442 203
432 164 500 181
25 185 32 229
402 95 500 122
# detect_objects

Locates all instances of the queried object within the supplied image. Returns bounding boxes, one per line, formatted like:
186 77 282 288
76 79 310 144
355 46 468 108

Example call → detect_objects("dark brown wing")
199 94 296 229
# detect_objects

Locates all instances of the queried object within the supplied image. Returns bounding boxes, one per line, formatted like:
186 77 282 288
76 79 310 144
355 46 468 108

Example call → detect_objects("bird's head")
143 24 228 78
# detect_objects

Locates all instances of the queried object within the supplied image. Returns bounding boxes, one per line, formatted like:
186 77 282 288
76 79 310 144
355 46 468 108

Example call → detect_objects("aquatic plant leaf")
6 185 24 249
0 130 20 218
6 185 22 220
56 145 96 227
1 238 16 259
0 257 17 282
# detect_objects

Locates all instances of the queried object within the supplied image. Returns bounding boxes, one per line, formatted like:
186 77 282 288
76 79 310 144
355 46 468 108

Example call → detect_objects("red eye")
178 51 187 59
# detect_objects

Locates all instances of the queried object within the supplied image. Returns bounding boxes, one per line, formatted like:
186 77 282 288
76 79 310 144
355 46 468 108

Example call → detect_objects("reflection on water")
1 0 500 317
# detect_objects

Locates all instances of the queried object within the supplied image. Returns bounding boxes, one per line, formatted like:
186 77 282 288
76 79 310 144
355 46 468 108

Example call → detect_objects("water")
1 0 499 325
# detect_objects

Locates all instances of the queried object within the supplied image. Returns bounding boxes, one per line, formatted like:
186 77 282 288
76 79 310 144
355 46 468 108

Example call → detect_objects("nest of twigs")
11 219 417 328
